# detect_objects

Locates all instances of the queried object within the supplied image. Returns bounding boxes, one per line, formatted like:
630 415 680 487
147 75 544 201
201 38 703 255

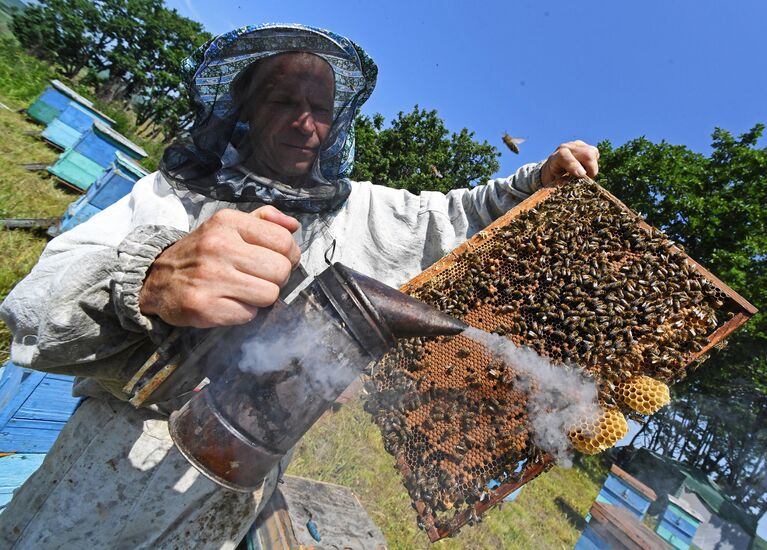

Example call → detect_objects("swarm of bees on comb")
363 178 751 541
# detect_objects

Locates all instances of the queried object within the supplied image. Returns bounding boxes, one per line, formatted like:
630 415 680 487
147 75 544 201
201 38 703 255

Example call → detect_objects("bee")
440 428 455 443
465 373 481 388
502 133 526 154
429 164 444 179
462 415 478 430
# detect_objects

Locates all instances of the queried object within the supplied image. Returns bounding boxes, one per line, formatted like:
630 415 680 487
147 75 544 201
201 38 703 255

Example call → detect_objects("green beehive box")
47 149 105 192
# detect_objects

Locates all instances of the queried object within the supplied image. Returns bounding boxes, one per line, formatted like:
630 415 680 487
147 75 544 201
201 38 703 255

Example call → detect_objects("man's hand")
139 205 301 328
540 140 600 187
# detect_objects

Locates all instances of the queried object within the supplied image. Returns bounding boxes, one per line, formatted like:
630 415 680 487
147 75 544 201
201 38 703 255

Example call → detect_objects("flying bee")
502 133 526 154
429 164 444 179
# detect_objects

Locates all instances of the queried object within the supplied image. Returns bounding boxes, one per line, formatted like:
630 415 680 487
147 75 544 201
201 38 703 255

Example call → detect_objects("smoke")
463 327 601 466
233 299 362 403
175 285 367 461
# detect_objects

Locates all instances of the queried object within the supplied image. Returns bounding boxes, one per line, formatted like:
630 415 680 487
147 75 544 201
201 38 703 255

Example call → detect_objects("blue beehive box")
486 459 526 502
47 121 148 192
655 495 704 550
593 464 657 520
41 102 113 150
26 79 115 127
575 501 670 550
0 362 81 511
55 152 149 234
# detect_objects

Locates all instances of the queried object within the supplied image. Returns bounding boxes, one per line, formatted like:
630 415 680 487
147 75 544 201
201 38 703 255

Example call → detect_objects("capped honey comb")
567 408 629 455
365 178 756 542
618 375 671 414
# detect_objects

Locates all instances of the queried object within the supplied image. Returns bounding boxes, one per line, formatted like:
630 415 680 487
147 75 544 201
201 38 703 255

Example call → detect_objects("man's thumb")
251 205 300 233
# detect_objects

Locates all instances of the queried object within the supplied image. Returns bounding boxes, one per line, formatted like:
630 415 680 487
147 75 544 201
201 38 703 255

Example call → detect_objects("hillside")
0 0 24 34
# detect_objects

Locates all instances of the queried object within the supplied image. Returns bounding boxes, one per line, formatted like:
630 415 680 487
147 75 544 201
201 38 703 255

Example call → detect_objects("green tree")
130 6 209 141
598 125 766 389
11 0 209 139
601 124 767 515
351 106 500 193
87 0 208 106
11 0 102 78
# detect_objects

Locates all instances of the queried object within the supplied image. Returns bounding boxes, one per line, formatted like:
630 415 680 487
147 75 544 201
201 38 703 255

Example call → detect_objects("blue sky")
165 0 766 537
165 0 766 179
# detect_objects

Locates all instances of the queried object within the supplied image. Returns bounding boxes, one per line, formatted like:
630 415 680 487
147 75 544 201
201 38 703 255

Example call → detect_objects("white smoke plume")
234 301 363 403
463 327 601 466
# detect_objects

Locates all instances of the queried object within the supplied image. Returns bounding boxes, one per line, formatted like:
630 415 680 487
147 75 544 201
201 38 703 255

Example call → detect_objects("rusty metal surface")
365 178 756 541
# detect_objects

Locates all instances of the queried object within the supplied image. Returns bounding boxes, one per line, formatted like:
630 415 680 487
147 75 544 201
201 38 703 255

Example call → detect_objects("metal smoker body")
166 263 466 491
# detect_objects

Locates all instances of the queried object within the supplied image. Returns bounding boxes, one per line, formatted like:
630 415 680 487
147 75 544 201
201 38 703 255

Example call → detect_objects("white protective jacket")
0 164 542 548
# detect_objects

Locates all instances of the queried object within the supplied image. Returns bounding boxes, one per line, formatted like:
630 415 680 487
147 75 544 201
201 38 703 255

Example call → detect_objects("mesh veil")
160 23 378 213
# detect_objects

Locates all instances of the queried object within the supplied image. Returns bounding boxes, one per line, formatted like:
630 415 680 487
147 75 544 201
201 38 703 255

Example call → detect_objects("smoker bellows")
365 178 756 541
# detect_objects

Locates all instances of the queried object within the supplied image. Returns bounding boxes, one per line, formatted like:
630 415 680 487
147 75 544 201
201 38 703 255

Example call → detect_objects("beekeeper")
0 23 599 548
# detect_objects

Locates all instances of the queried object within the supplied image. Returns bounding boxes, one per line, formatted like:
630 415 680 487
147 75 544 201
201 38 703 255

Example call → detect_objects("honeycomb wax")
618 375 671 414
568 408 629 455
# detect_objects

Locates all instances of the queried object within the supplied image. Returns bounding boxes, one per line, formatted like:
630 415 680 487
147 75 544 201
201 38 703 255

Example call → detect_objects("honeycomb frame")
371 178 756 542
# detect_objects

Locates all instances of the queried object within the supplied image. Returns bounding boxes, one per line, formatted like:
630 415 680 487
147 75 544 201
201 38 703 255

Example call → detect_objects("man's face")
241 53 335 182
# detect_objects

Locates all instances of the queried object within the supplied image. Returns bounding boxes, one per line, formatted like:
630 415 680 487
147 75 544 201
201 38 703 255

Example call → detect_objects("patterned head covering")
160 23 378 213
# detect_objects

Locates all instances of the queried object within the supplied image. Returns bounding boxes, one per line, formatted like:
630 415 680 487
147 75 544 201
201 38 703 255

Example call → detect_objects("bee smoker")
167 262 467 492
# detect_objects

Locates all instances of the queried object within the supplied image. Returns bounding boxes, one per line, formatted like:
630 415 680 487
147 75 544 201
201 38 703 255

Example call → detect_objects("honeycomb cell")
618 375 671 414
568 408 628 455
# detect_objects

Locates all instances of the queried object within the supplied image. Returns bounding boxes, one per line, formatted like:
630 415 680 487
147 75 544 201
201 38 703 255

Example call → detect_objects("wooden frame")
393 180 756 542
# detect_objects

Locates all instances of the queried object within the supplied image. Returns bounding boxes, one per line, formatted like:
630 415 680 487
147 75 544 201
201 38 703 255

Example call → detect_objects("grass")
0 37 165 363
0 39 611 548
289 400 609 549
0 37 56 110
0 108 73 218
0 102 75 362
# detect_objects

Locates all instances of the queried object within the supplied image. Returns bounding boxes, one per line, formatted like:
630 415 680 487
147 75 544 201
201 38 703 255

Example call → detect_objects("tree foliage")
351 106 500 193
600 124 767 516
11 0 99 78
599 125 766 391
11 0 210 141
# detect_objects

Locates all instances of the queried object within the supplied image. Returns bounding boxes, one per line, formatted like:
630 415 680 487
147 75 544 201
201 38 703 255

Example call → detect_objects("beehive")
365 178 756 541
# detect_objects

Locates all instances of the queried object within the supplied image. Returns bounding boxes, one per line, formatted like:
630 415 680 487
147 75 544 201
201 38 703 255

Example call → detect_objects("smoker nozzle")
331 263 468 341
